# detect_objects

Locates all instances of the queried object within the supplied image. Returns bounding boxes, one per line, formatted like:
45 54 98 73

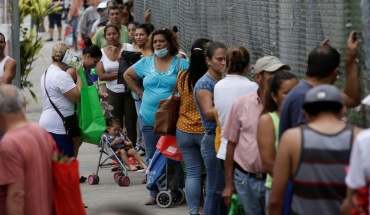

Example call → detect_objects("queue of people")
0 1 368 215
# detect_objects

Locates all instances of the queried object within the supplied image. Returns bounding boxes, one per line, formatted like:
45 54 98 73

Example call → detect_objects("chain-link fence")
135 0 369 127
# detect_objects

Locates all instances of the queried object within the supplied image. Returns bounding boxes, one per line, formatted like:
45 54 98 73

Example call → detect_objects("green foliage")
19 0 62 102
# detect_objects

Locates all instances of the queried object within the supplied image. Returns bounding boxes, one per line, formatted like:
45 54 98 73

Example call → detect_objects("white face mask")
154 46 169 58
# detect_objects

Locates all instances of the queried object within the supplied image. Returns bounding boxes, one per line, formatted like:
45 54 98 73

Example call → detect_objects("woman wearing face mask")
194 42 228 215
124 28 189 205
97 24 138 148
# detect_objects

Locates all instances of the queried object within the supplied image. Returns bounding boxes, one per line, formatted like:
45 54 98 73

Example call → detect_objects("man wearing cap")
277 31 360 214
269 85 361 214
90 1 117 38
92 5 131 48
77 0 101 45
222 56 290 214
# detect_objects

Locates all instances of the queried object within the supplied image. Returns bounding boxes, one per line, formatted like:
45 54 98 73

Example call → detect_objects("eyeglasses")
0 41 5 44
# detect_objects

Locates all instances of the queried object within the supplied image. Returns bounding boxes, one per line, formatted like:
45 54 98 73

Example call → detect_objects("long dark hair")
180 38 212 92
262 71 297 114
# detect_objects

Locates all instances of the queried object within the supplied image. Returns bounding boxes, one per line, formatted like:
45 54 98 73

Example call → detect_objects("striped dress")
290 124 353 215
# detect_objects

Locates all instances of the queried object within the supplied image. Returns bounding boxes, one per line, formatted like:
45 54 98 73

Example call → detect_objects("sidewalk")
23 17 188 215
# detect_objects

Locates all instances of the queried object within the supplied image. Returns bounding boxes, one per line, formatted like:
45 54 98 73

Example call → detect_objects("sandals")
144 196 157 205
142 175 147 184
136 168 146 173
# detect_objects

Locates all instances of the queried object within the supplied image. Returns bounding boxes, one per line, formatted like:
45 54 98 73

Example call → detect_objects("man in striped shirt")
269 85 361 214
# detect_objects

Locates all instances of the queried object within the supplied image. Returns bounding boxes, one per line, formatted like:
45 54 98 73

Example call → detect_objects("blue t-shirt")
132 56 189 126
194 74 217 134
279 80 313 138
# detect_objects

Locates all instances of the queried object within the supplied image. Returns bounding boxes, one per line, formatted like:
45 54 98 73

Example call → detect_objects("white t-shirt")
214 74 258 160
345 129 370 189
100 44 134 93
39 64 76 134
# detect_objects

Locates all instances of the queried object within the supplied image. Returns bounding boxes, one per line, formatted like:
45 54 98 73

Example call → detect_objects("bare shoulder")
5 57 16 66
259 113 273 124
280 127 301 146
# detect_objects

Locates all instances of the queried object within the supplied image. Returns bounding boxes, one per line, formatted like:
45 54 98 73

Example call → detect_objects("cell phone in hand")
352 31 362 42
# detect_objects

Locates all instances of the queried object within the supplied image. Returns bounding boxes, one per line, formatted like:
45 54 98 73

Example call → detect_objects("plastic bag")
156 136 183 162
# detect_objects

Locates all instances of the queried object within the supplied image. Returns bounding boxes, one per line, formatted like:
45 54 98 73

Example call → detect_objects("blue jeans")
139 116 160 197
201 133 227 215
234 168 266 215
70 16 78 50
138 116 159 166
176 128 204 215
265 187 271 214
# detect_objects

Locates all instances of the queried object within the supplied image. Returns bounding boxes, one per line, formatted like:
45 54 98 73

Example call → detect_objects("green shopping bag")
77 66 106 145
228 194 244 215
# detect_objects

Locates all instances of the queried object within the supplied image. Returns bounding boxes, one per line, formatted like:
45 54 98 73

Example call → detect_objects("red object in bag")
156 136 183 162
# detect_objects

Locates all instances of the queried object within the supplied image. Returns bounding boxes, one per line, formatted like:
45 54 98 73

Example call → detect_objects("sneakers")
144 196 157 205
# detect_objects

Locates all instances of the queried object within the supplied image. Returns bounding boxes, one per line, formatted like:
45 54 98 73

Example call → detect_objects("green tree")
19 0 62 102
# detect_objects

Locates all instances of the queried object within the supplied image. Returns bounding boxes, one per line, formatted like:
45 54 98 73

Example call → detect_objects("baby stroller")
146 150 186 208
87 101 140 187
87 131 131 187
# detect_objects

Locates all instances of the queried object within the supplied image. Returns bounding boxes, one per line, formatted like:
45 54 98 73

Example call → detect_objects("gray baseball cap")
303 84 343 107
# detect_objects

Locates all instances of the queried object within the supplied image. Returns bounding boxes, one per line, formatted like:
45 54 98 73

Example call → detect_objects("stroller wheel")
173 188 186 205
88 175 99 185
117 176 124 186
117 176 130 187
114 173 120 182
156 191 172 208
122 176 130 186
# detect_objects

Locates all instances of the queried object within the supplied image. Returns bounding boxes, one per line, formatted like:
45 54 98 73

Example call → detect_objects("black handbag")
117 50 142 87
44 70 81 140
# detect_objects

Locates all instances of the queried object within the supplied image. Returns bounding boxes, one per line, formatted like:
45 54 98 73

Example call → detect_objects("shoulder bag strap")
171 58 181 97
44 70 66 122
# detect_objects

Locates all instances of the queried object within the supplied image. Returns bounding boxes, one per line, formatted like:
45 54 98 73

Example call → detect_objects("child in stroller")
104 117 147 172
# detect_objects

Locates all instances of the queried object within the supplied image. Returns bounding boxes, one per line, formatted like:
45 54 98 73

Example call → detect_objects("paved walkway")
23 17 188 215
